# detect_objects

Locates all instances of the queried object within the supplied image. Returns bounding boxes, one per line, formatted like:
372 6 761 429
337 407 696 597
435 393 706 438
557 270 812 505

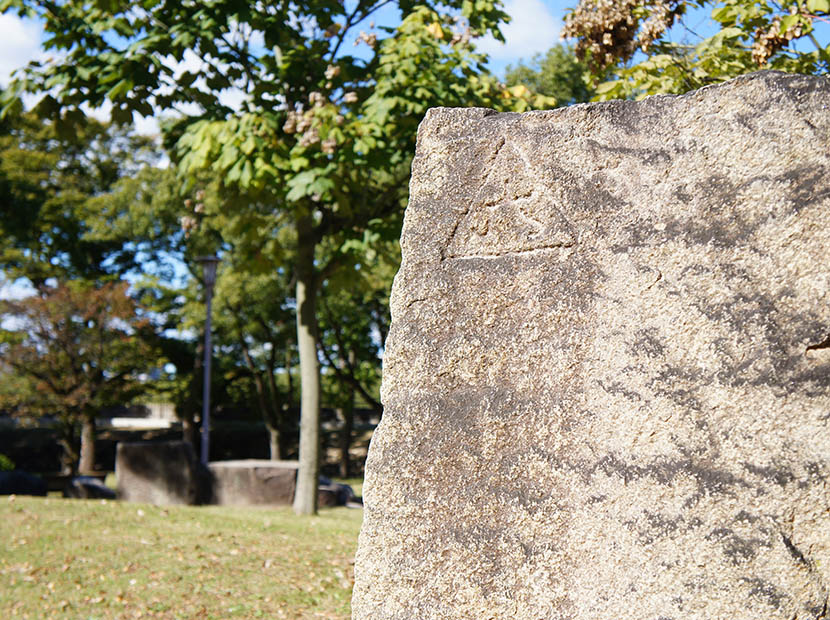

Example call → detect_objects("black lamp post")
197 255 220 466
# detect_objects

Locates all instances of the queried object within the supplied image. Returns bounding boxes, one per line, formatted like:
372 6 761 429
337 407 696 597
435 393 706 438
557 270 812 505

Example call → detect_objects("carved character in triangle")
445 141 576 259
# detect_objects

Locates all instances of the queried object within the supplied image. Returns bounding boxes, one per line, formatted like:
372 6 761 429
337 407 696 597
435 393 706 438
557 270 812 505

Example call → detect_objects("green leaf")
226 157 244 183
807 0 829 13
309 176 334 197
286 170 318 201
717 27 745 40
780 14 799 33
106 78 133 100
239 160 253 187
216 145 241 170
594 80 621 94
240 135 257 155
110 106 132 125
290 157 309 172
76 66 94 80
710 6 735 23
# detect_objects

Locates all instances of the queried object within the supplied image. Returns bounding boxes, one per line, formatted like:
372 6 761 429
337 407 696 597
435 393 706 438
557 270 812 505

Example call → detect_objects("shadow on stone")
116 440 201 505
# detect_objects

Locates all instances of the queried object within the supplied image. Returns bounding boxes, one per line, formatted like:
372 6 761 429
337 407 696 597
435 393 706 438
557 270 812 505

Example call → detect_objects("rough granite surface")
352 71 830 620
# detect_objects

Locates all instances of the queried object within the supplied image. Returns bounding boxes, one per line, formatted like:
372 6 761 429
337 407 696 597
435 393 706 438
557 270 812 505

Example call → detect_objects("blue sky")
468 0 569 74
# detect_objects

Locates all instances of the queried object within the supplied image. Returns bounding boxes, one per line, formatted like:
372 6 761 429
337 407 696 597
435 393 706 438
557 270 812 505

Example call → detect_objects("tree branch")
318 300 382 411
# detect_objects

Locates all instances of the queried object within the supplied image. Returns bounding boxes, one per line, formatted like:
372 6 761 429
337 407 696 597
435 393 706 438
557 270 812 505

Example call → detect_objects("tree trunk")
293 211 321 516
59 421 80 475
338 405 355 479
182 415 197 447
268 426 282 461
181 340 203 448
280 405 292 458
78 415 96 474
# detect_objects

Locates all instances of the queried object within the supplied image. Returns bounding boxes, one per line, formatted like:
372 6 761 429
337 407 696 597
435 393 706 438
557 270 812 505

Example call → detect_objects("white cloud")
477 0 561 62
219 88 247 111
134 114 161 136
0 277 35 301
168 49 204 80
81 99 113 123
0 14 43 87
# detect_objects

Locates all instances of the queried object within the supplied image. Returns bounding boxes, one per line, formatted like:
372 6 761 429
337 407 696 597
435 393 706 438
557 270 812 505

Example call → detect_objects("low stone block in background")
353 72 830 620
116 441 203 505
207 459 298 506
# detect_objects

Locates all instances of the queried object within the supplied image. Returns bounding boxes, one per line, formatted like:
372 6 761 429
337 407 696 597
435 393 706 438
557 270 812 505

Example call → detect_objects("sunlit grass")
0 495 363 619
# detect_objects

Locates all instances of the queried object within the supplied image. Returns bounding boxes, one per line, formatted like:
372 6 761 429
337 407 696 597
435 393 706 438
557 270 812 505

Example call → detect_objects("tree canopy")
562 0 830 98
504 43 595 106
0 101 166 286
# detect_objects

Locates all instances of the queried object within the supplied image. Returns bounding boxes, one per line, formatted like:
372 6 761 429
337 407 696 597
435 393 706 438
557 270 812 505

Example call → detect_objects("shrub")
0 453 15 471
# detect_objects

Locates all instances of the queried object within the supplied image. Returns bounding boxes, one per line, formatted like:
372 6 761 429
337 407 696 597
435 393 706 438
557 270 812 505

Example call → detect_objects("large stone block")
207 460 298 506
116 441 203 505
353 72 830 619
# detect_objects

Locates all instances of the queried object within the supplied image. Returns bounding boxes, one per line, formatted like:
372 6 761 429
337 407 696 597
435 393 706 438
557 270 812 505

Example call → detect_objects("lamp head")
196 255 220 289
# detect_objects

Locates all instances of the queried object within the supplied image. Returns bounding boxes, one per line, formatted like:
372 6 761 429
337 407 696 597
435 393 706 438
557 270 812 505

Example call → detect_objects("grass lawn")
0 494 364 619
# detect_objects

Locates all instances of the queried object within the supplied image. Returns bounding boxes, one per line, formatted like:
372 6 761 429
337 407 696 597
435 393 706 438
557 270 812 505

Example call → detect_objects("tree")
98 166 208 448
504 43 595 106
0 281 155 474
1 0 546 514
562 0 830 99
0 100 164 286
0 103 206 449
214 268 298 460
318 238 398 477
